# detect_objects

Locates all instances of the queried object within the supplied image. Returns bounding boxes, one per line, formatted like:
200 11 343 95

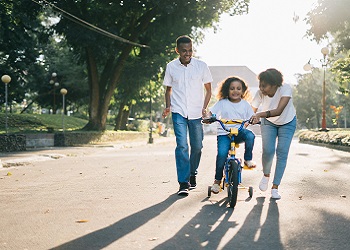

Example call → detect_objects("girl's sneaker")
211 180 221 194
244 160 256 168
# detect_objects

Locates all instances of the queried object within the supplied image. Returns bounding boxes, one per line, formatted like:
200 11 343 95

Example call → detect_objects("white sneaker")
259 176 269 191
271 189 281 199
211 183 221 194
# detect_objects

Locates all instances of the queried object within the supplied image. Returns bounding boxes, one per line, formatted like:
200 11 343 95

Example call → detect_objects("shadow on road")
50 194 179 250
153 197 235 249
153 197 282 249
224 197 282 249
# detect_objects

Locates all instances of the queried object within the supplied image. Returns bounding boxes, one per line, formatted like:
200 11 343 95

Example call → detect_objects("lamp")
320 47 329 131
1 75 11 134
303 47 330 131
60 88 67 132
50 72 59 114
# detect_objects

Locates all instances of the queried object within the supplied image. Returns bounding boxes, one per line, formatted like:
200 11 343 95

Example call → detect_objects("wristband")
266 110 271 118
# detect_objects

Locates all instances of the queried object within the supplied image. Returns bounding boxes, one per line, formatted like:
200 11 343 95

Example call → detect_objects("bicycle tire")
227 160 239 208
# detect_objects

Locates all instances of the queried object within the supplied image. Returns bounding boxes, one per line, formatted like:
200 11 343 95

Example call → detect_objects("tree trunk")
82 8 158 131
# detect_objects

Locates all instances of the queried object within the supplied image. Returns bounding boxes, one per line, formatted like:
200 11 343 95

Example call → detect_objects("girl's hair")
216 76 251 100
258 68 283 87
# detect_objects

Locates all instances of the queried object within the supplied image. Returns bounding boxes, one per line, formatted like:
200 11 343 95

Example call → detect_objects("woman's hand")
249 114 260 125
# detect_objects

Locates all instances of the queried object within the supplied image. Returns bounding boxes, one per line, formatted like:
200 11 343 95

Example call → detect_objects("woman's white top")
251 84 296 125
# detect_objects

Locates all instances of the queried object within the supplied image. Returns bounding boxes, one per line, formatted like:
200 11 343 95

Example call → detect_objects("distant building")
209 66 259 98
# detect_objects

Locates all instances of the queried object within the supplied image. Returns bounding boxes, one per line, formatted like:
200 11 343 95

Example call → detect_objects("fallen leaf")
6 172 12 176
323 170 328 172
76 220 89 223
299 196 303 200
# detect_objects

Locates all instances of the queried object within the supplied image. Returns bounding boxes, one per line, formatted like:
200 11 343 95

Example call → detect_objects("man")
162 35 212 196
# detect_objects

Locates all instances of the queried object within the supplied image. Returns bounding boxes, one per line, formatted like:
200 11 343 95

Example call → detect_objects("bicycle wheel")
227 160 239 208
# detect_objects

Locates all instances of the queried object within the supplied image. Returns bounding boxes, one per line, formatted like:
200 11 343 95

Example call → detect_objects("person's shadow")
50 194 179 250
153 197 236 249
223 197 282 249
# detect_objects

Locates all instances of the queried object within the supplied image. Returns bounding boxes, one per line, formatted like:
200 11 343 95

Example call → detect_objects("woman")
250 68 296 199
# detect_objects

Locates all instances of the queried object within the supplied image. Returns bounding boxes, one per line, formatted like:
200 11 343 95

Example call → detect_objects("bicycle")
202 114 255 208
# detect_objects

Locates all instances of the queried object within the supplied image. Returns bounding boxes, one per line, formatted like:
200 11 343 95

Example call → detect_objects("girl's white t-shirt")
251 84 296 125
209 99 254 135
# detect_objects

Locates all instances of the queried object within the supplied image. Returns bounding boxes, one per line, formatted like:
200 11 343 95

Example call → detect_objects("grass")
0 113 88 134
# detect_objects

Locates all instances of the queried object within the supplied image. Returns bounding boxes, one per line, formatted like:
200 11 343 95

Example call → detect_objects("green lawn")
0 113 88 134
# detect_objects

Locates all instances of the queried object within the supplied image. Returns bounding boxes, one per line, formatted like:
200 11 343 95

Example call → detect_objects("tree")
47 0 249 131
0 0 49 111
306 0 350 49
294 69 339 129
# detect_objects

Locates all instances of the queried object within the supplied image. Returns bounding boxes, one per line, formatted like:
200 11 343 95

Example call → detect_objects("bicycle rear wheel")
227 160 239 208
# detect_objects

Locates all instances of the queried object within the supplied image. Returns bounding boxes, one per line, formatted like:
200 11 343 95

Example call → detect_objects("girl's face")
259 81 278 97
228 81 243 103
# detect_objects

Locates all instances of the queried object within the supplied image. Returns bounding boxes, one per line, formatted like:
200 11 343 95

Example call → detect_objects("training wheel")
248 186 253 198
207 186 212 197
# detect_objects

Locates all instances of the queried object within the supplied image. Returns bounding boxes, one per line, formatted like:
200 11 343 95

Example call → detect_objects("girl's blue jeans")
172 113 204 184
215 128 255 181
260 116 296 186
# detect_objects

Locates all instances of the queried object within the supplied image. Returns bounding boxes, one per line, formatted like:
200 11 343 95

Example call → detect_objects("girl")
208 76 256 194
250 68 297 199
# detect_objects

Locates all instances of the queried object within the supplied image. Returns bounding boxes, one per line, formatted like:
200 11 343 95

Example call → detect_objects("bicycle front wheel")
227 160 239 208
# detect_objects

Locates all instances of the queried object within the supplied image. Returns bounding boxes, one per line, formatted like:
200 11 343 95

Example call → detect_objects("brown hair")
258 68 283 87
216 76 251 100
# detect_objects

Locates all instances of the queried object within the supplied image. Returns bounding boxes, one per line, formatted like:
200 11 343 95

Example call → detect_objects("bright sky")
195 0 329 84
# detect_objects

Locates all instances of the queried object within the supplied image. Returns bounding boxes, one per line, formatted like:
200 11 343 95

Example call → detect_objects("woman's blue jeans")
172 113 204 184
261 116 296 186
215 128 255 181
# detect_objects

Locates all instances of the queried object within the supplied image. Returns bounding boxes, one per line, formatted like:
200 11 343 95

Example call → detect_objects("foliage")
0 0 50 108
45 0 250 131
299 129 350 147
331 51 350 95
294 68 342 129
32 38 89 113
306 0 350 49
0 113 88 134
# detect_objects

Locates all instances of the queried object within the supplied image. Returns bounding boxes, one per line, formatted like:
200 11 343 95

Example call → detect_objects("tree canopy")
44 0 250 130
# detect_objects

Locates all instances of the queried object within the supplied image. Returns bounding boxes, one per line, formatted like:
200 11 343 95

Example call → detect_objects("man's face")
176 42 193 65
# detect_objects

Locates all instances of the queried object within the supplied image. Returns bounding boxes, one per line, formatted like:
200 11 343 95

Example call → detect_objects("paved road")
1 135 349 250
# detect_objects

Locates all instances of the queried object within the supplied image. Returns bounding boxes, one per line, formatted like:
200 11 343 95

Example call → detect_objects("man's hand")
162 107 170 118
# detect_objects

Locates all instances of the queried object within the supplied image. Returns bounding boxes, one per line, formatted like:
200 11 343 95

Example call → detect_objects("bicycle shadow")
153 197 236 249
50 194 179 250
153 197 281 250
223 197 282 249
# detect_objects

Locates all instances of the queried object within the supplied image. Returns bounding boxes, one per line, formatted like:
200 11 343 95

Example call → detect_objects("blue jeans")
261 116 296 186
215 128 255 181
172 113 204 183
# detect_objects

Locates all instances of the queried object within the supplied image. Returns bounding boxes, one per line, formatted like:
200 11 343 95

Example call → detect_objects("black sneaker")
189 176 197 190
178 182 189 196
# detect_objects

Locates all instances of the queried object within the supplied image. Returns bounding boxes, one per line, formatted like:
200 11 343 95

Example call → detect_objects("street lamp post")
148 83 153 144
50 72 59 114
1 75 11 134
320 47 329 131
303 47 329 131
60 88 68 133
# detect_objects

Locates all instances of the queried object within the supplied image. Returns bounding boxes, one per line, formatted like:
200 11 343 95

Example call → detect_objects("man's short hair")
176 35 192 48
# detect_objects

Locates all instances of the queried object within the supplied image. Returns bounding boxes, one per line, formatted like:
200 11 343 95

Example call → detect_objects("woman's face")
228 80 243 102
259 81 277 97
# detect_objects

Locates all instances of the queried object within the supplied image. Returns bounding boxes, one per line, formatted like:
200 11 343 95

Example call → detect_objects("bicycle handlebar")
202 114 260 133
202 115 248 133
